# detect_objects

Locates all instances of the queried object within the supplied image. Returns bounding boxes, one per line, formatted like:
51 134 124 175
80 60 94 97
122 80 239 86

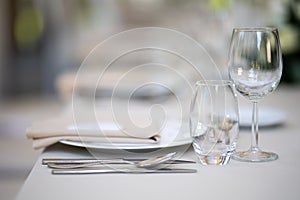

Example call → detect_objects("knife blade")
52 167 197 174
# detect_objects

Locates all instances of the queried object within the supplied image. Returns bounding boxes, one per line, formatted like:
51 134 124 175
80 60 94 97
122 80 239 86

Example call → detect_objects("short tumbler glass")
190 80 239 165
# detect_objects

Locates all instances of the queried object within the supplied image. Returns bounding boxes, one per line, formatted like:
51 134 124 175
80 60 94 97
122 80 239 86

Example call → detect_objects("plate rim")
239 108 286 127
59 137 192 150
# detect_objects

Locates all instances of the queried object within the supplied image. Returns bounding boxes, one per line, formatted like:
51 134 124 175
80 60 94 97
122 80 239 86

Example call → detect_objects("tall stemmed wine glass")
228 27 282 162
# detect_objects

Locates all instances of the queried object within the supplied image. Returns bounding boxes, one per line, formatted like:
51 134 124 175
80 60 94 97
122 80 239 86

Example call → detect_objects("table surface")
17 85 300 200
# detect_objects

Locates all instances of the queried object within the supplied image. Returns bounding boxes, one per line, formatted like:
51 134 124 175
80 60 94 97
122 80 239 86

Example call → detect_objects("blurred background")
0 0 299 199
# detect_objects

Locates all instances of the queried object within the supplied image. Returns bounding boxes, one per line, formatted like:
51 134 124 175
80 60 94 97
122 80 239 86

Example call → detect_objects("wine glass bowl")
228 27 282 162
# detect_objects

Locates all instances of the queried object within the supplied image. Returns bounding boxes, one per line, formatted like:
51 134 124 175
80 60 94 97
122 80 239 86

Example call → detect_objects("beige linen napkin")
26 116 161 149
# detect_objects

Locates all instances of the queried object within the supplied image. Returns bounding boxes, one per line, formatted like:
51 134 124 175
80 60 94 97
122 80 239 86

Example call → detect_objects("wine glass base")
232 149 278 162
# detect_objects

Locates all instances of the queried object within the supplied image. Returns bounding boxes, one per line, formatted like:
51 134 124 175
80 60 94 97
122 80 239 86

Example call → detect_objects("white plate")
239 107 286 127
60 135 192 150
59 121 192 150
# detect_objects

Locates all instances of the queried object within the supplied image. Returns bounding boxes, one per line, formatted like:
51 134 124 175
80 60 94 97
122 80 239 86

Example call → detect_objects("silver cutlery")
43 158 195 165
47 152 178 169
43 157 195 167
52 167 197 174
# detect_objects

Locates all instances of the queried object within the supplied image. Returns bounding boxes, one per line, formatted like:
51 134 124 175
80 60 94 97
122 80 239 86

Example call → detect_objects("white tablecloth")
17 86 300 200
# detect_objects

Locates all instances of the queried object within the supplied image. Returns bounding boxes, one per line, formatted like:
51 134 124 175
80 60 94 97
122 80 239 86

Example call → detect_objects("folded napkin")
26 95 191 149
26 113 161 149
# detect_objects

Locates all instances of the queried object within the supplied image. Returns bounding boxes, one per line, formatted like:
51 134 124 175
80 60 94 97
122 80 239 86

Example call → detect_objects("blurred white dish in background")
56 66 195 101
239 107 286 127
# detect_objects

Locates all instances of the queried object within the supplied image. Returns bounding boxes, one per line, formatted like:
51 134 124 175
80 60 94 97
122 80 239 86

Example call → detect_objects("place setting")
26 27 284 175
26 95 197 174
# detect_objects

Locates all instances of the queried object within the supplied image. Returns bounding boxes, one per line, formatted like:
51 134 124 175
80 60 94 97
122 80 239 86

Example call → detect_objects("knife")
52 167 197 174
42 158 196 165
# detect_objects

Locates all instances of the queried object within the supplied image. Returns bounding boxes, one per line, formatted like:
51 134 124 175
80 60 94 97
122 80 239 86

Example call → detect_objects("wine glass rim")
233 27 278 32
195 80 232 86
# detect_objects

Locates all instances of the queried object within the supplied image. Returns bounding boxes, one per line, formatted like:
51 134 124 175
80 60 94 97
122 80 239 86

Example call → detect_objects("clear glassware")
228 27 283 162
190 80 239 165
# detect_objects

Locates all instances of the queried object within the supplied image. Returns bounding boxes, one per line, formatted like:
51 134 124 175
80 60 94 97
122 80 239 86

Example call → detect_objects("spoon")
47 152 177 169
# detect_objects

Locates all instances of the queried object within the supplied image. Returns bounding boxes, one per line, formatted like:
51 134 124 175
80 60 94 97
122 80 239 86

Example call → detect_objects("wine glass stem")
251 102 259 151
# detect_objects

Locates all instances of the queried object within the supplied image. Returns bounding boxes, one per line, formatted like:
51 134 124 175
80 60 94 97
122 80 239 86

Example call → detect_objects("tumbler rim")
233 27 278 33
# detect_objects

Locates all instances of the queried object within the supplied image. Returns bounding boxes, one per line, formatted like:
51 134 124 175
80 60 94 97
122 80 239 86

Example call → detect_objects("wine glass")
228 27 283 162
